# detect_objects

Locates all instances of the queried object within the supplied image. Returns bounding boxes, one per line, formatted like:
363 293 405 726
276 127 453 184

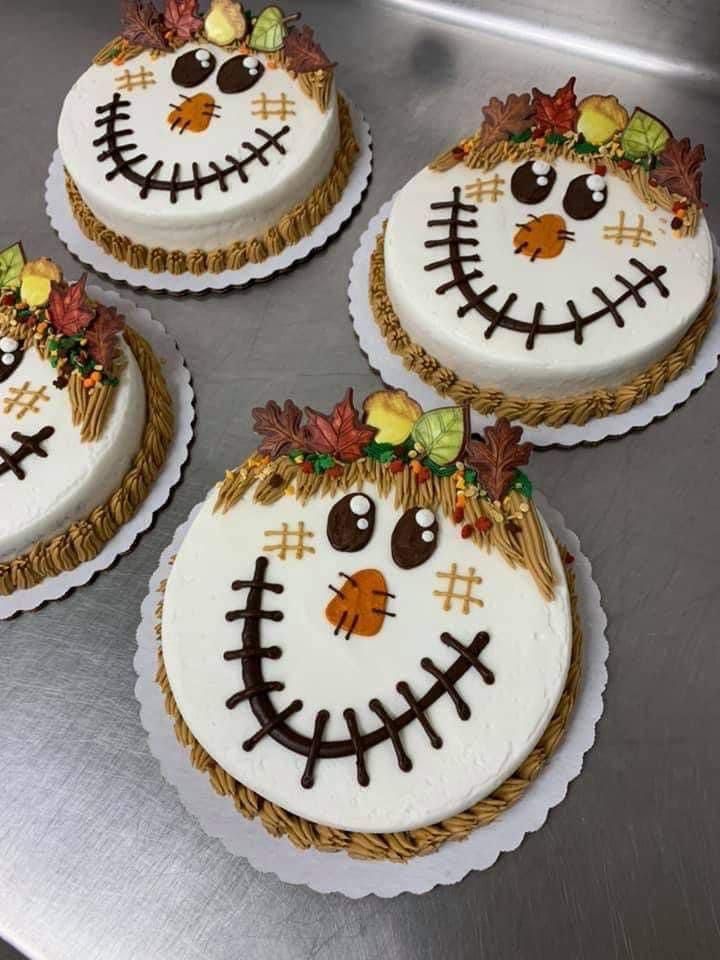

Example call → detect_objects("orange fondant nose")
513 213 572 261
326 569 392 640
167 93 219 134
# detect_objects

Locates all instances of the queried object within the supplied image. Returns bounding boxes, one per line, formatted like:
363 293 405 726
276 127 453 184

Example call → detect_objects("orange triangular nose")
513 213 570 261
326 569 391 639
167 93 218 135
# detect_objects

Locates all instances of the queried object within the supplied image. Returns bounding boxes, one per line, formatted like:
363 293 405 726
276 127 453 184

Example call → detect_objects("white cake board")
349 197 720 448
134 492 607 898
46 98 372 296
0 286 195 619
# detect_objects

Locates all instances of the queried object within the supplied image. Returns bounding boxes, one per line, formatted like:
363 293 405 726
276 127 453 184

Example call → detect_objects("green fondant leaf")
464 467 478 486
411 406 467 467
509 128 532 143
513 469 533 498
0 242 26 289
425 459 458 478
545 132 567 145
364 440 396 464
311 453 335 474
249 5 286 51
573 139 599 154
621 108 671 161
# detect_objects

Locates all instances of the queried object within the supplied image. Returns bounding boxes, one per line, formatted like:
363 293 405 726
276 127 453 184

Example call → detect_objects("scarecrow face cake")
376 77 715 424
160 390 575 836
57 2 355 274
0 243 171 595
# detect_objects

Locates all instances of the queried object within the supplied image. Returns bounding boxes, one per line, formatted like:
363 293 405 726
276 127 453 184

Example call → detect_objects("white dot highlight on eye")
537 175 548 186
349 495 370 516
249 68 258 76
357 518 369 531
532 160 551 175
421 530 435 543
196 49 211 63
2 353 15 366
415 508 435 529
0 336 18 353
243 56 259 68
592 191 604 202
587 173 606 192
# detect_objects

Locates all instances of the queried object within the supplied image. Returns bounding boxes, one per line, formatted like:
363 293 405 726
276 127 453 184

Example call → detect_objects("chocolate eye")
172 48 217 88
563 173 608 220
217 55 265 95
0 336 22 383
511 160 557 204
327 494 375 552
391 508 439 570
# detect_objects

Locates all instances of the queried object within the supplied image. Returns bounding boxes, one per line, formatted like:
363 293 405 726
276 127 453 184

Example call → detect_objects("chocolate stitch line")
425 186 669 349
0 426 54 481
224 556 494 787
93 93 291 203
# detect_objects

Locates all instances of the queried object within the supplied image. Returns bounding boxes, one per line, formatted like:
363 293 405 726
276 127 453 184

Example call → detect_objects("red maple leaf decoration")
85 305 125 370
162 0 203 42
304 389 376 462
651 137 705 205
465 418 532 502
252 399 307 458
47 275 96 336
531 77 578 134
283 25 336 74
121 0 168 49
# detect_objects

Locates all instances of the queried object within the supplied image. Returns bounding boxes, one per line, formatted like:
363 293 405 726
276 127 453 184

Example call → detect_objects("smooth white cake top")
384 158 714 397
58 46 339 250
161 483 572 833
0 339 145 560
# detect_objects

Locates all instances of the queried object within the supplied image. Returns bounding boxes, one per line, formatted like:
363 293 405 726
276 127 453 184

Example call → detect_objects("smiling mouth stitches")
222 556 495 789
423 186 670 350
92 92 291 203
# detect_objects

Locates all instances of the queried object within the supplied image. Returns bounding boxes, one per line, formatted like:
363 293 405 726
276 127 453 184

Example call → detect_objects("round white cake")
58 45 340 253
161 469 572 833
384 156 714 398
0 336 146 561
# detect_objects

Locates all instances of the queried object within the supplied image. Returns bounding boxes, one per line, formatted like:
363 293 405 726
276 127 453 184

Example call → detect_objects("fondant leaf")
363 389 421 445
163 0 203 41
411 406 467 467
252 398 307 458
305 389 376 462
47 275 96 336
85 305 125 370
283 25 335 73
620 108 671 160
465 418 532 502
249 5 287 52
652 136 705 205
478 92 534 147
0 242 26 290
531 76 578 134
121 0 168 49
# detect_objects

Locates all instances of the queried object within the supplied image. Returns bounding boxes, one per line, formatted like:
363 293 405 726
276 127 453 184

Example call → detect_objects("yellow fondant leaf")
363 390 422 445
576 94 628 145
20 258 63 307
204 0 247 45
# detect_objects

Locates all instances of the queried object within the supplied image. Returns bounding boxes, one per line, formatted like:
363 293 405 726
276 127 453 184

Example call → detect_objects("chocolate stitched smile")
222 556 495 788
424 186 670 350
93 93 291 203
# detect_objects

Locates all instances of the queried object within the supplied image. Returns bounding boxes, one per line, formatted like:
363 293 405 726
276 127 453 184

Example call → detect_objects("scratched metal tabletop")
1 1 720 958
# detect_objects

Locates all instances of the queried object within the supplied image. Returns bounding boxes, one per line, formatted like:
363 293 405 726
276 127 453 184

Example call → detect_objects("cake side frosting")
160 388 573 834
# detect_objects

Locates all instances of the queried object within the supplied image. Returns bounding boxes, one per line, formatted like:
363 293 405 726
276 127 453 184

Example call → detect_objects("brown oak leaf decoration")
531 76 578 134
465 418 532 502
252 399 307 458
48 275 96 337
478 92 534 147
85 306 125 370
305 389 376 462
283 25 336 74
162 0 203 42
121 0 169 49
651 137 705 205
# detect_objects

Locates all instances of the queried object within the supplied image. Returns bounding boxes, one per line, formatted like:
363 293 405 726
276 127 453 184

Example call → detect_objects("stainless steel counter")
2 1 720 958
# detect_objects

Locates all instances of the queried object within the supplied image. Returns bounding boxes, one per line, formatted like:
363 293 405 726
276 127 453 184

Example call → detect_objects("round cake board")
46 98 372 296
134 493 607 899
349 197 720 448
0 286 195 619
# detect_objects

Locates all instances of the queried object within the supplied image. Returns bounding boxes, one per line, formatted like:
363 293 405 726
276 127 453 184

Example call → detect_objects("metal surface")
1 1 720 957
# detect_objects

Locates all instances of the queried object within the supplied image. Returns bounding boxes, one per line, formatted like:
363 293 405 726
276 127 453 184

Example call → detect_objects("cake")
156 387 581 859
371 77 716 427
0 241 172 595
58 1 358 276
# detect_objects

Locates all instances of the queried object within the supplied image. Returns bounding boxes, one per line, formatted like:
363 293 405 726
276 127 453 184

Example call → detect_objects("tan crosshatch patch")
263 521 315 560
115 67 156 92
464 174 505 203
251 92 296 121
603 210 656 247
433 563 483 614
3 382 49 420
